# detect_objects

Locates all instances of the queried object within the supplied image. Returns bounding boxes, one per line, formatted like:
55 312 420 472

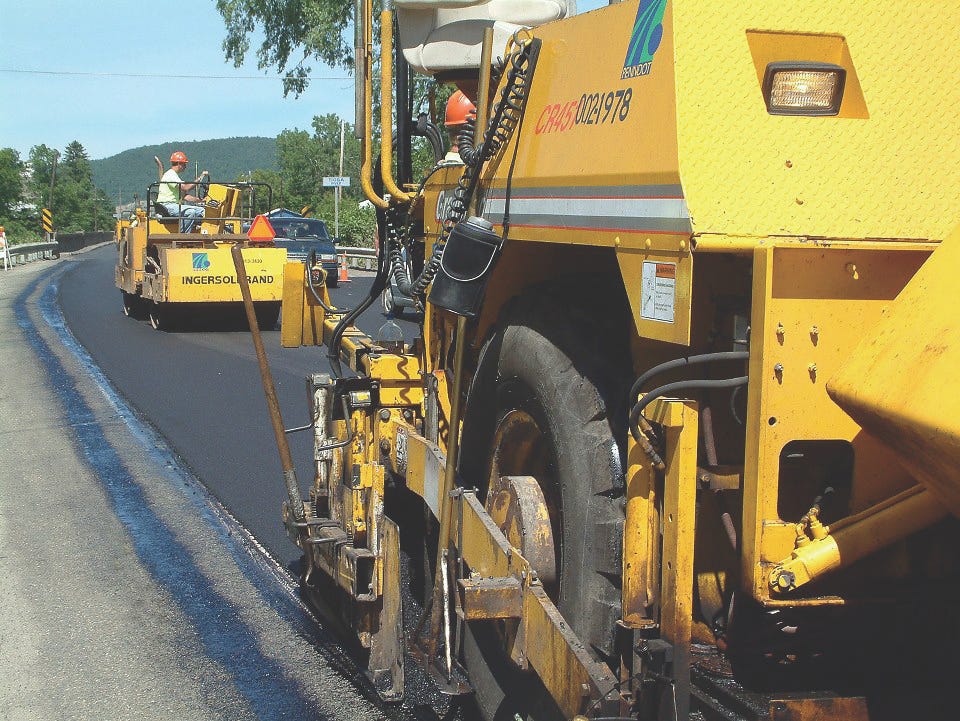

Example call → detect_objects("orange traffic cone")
338 254 351 283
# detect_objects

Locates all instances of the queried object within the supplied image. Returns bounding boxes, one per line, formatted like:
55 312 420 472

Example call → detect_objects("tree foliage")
0 148 22 217
1 142 115 242
216 0 353 96
272 114 375 246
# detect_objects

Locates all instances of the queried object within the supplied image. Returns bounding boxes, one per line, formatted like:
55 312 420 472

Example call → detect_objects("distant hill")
91 137 277 200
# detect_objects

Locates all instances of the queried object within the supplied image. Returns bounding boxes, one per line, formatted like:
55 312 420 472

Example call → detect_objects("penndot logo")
622 0 668 79
192 252 211 271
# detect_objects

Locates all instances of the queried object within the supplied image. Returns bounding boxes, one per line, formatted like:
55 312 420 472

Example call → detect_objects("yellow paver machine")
250 1 960 718
115 179 285 330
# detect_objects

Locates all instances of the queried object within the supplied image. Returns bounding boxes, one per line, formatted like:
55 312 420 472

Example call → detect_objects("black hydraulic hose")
327 224 390 379
414 112 445 163
629 351 750 402
630 376 749 427
328 152 391 378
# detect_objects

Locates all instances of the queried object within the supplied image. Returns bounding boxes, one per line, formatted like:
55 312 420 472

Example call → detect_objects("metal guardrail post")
335 246 377 271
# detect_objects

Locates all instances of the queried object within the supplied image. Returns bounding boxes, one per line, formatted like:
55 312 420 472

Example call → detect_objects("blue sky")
1 0 608 161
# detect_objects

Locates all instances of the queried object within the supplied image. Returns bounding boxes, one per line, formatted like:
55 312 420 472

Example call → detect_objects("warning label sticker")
640 261 676 323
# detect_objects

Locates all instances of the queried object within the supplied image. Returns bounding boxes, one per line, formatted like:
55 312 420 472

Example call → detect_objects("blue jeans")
161 203 204 233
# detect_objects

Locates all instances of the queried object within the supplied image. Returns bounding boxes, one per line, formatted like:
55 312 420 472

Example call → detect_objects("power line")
0 68 352 81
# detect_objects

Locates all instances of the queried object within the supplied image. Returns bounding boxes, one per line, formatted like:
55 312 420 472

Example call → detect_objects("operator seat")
395 0 575 77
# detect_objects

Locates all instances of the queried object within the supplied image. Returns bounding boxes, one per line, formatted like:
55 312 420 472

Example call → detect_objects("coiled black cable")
387 33 539 301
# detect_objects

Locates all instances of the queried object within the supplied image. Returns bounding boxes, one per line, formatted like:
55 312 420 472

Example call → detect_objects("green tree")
276 115 362 207
0 148 23 216
27 144 59 209
62 141 94 184
271 116 375 245
28 142 114 233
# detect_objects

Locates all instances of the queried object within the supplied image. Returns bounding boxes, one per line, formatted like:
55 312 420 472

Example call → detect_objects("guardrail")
338 246 378 271
6 242 58 265
1 238 378 271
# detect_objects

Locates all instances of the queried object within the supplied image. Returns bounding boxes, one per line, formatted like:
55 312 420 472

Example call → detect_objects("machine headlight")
320 254 337 262
762 62 846 116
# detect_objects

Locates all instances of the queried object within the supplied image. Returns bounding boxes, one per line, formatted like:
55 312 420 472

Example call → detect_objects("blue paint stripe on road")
15 267 329 721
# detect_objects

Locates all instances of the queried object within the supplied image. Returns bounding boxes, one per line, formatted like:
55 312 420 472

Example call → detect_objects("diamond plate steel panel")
673 1 960 241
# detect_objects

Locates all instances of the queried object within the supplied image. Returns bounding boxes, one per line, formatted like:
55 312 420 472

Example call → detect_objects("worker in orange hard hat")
157 150 209 232
443 90 477 164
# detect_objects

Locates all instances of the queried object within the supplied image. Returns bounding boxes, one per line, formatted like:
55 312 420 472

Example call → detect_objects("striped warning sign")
41 208 53 234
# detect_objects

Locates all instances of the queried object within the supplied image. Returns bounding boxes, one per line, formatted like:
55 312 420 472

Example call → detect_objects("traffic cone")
338 254 351 283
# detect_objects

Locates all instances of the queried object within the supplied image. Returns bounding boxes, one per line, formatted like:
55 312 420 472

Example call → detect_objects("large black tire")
458 287 630 720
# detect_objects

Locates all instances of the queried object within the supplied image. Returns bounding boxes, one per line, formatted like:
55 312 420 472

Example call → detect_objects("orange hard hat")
444 91 476 128
170 151 189 164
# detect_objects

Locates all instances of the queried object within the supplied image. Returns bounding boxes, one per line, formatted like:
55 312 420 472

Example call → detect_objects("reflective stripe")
481 185 691 235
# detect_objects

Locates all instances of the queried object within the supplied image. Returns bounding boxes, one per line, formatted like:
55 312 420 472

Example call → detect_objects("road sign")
41 208 53 234
322 176 351 188
247 214 276 242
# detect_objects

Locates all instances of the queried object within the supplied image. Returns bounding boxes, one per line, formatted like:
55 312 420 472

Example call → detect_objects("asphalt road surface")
60 244 422 569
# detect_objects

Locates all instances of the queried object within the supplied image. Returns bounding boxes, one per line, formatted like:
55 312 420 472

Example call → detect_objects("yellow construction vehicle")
115 178 286 330
249 1 960 718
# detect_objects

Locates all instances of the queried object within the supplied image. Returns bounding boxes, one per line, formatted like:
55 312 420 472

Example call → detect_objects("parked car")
267 209 340 287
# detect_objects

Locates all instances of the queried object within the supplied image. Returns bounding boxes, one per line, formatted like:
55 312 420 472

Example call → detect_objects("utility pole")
336 119 345 239
46 150 59 242
47 151 59 210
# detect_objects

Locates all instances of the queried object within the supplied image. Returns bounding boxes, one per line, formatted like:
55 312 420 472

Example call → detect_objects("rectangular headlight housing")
763 62 846 116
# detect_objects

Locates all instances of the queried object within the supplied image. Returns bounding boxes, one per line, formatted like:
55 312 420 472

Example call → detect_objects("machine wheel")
326 275 339 289
121 291 146 320
458 288 630 720
255 302 281 330
148 302 170 331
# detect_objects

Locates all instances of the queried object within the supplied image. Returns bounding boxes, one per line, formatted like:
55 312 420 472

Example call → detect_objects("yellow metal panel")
161 246 286 302
741 242 928 602
484 1 680 191
656 398 698 719
280 262 305 347
828 226 960 517
397 427 445 518
280 261 330 347
469 0 688 284
622 438 659 625
673 1 960 240
364 353 424 407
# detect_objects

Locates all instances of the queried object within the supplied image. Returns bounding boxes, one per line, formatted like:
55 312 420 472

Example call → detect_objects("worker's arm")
181 170 209 202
